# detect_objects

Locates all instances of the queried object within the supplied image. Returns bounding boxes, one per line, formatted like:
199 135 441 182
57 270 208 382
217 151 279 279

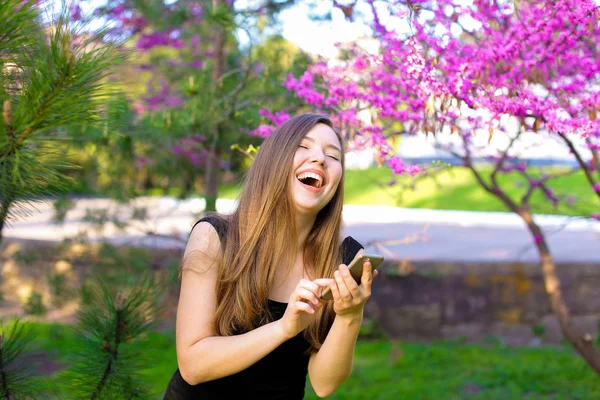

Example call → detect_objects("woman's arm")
307 313 362 397
307 256 378 397
179 319 290 384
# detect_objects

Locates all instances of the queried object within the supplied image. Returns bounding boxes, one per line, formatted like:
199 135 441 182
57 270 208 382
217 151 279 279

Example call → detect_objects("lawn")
219 165 598 217
19 322 600 399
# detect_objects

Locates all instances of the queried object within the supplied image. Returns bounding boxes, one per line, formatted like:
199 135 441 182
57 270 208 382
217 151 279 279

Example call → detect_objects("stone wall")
2 238 599 345
368 261 600 345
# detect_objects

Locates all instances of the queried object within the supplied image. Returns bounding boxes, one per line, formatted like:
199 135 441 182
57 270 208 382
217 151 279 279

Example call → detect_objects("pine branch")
0 334 10 400
0 1 41 56
65 274 163 399
0 0 129 239
92 293 124 400
0 319 39 399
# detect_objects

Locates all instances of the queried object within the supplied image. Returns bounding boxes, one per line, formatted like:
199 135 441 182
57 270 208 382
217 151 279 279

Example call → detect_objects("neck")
295 212 316 253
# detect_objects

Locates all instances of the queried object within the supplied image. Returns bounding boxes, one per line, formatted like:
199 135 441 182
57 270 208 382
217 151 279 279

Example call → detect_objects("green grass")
305 340 600 400
219 166 598 217
14 322 600 399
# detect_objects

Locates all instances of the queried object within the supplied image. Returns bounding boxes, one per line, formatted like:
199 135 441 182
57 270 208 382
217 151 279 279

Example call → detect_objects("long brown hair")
185 114 345 352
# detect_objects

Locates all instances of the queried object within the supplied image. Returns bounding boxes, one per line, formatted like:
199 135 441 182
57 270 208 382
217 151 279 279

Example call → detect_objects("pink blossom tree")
259 0 600 373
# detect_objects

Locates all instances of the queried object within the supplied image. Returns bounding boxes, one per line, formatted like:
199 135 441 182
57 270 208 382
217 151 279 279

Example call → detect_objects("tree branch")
556 132 600 198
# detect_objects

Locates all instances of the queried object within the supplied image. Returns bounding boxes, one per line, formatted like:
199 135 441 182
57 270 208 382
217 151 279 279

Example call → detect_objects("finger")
339 264 361 296
334 270 352 300
312 278 335 298
295 301 315 314
373 269 379 278
295 287 320 306
299 279 330 300
329 279 341 302
299 278 321 294
313 278 335 287
361 260 373 287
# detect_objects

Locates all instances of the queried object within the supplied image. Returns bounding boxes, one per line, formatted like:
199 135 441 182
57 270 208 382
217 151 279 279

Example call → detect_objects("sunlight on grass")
214 165 596 216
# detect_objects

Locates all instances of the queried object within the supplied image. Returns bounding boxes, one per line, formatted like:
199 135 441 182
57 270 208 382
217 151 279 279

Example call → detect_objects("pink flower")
190 60 203 69
259 110 291 126
135 156 152 169
250 125 274 138
188 153 202 166
134 104 145 114
71 4 82 21
172 146 186 155
386 156 421 176
283 74 299 90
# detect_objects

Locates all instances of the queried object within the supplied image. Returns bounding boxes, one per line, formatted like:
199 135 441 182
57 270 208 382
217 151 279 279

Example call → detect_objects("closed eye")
299 144 309 149
327 154 340 161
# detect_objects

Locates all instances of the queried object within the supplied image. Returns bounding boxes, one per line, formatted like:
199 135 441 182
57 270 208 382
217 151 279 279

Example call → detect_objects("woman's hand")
329 260 379 319
278 278 332 340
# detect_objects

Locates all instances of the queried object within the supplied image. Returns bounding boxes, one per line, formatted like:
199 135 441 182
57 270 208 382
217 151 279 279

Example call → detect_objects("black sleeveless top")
164 215 364 399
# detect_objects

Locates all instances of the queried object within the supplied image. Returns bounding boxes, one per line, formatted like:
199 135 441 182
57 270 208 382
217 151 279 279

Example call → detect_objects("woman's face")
291 123 343 215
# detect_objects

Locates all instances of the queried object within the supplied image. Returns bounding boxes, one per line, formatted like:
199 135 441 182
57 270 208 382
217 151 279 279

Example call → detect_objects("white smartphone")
320 253 384 300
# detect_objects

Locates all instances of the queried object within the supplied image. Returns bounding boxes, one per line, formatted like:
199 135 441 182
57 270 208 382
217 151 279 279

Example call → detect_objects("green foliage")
13 247 39 265
52 195 75 224
358 318 385 340
532 324 546 338
47 272 73 308
0 0 128 238
93 244 154 287
167 260 181 285
61 274 163 399
23 291 47 316
0 319 42 398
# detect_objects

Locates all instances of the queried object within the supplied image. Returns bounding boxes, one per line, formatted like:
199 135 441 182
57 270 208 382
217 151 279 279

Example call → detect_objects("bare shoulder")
181 221 222 275
176 221 222 364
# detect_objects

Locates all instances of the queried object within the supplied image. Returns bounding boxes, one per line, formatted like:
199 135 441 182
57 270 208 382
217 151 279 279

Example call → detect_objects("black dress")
164 216 364 399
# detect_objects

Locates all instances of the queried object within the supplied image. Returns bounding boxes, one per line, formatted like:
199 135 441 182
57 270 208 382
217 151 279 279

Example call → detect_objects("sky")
264 1 373 58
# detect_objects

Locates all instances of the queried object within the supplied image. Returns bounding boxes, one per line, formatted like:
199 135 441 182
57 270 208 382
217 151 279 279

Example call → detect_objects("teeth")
297 172 323 188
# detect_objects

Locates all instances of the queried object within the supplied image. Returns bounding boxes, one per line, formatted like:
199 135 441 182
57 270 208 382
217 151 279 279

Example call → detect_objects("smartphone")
320 253 384 300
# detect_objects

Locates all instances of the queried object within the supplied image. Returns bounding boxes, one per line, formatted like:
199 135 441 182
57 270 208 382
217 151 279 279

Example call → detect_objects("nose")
310 148 326 165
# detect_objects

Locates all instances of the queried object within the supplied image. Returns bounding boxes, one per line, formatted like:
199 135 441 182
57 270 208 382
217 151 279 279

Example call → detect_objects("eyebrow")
302 136 342 153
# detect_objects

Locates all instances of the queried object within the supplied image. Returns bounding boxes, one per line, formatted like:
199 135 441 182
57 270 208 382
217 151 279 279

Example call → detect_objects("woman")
164 114 378 399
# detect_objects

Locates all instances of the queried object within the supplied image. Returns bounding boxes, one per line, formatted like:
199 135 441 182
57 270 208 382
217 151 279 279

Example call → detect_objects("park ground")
19 321 600 399
4 165 600 399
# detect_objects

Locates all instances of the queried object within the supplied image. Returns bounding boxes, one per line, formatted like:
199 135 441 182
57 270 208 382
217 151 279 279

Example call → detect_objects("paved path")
4 197 600 263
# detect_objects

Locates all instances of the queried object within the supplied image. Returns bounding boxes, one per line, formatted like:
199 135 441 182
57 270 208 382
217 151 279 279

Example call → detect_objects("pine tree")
0 0 128 243
62 274 163 399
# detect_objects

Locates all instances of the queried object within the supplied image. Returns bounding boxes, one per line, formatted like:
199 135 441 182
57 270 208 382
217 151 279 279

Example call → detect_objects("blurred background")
1 0 599 398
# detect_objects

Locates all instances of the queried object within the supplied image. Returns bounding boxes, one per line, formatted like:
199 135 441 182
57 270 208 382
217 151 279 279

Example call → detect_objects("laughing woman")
164 114 378 399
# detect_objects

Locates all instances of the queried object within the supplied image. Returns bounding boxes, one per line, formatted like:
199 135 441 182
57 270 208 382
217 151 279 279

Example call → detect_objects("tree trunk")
0 198 11 246
204 147 220 212
522 211 600 374
204 0 226 213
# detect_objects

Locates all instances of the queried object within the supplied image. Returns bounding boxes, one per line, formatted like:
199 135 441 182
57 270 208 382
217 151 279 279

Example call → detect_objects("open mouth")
296 171 324 189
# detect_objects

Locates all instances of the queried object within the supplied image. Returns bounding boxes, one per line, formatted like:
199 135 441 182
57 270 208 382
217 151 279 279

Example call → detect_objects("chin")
294 202 322 215
293 198 329 215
